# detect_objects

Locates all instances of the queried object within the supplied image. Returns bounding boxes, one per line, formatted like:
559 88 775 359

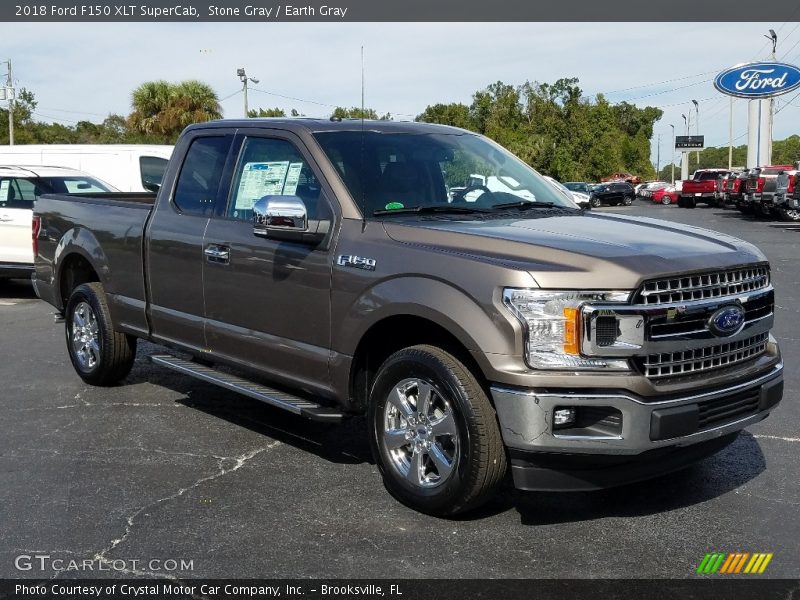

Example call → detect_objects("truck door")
201 131 336 389
0 177 36 266
145 131 235 351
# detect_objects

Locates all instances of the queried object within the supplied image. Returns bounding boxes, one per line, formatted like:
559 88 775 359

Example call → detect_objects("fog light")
553 407 577 428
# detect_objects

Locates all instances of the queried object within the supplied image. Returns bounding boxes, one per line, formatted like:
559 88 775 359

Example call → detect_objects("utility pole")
669 124 675 184
237 67 259 118
655 133 661 179
3 59 14 146
692 99 699 166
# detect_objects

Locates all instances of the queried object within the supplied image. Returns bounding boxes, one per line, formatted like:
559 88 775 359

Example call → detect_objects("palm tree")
128 80 222 143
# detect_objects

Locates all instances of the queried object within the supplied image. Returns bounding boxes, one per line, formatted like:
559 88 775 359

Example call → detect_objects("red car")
651 186 679 205
601 172 642 185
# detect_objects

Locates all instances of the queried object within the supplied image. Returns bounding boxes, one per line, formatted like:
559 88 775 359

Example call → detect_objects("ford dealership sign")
715 62 800 98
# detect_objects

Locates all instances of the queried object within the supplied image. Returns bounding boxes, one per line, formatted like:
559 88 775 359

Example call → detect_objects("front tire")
661 195 672 205
368 345 506 516
779 206 800 222
623 195 633 206
65 282 137 386
590 196 601 208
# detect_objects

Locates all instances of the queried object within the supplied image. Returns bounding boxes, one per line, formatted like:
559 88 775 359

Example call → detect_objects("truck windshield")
313 130 574 216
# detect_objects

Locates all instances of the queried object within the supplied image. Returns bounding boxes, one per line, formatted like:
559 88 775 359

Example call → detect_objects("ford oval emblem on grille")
708 305 746 337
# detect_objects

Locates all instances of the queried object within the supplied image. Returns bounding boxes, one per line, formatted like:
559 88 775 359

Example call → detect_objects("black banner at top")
4 0 800 21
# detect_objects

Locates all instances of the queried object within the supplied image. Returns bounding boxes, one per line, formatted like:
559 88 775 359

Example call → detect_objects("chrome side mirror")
253 195 307 238
253 195 328 245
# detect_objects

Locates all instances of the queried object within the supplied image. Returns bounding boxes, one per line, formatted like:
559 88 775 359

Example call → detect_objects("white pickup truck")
0 166 115 280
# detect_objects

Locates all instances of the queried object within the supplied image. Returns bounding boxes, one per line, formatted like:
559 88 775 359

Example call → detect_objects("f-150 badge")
337 255 376 271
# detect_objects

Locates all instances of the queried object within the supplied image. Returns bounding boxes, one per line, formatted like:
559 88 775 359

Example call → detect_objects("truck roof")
186 118 471 136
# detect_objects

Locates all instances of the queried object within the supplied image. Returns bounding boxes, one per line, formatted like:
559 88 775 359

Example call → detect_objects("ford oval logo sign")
715 62 800 99
708 305 746 337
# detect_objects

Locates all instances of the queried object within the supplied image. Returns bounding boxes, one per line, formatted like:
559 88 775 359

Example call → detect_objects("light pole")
692 99 699 166
237 68 259 117
655 133 661 179
764 29 778 165
1 59 14 145
669 124 675 184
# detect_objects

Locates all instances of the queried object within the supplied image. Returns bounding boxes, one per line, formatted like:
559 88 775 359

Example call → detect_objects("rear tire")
65 282 136 386
368 345 507 517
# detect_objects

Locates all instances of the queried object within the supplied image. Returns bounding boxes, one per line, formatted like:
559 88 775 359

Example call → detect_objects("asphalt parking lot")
1 202 797 579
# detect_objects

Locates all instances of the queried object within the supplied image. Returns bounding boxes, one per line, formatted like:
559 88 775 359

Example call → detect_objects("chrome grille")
637 267 770 305
640 332 769 379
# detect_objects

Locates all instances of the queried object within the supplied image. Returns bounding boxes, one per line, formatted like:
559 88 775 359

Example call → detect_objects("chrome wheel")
71 301 100 371
782 207 800 221
382 378 459 489
661 195 672 205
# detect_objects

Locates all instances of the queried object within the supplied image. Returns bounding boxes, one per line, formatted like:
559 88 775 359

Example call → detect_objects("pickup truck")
32 119 784 516
678 169 729 208
743 165 795 216
773 170 800 221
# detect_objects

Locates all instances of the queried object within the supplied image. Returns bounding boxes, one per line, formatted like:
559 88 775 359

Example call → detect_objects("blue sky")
5 22 800 168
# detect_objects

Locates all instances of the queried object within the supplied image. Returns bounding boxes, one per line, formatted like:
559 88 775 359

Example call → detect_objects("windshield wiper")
489 200 557 210
373 205 489 216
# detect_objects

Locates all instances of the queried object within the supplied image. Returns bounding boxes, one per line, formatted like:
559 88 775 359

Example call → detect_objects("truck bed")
33 192 156 334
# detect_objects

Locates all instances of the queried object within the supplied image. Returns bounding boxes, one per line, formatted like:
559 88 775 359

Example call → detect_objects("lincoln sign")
714 61 800 98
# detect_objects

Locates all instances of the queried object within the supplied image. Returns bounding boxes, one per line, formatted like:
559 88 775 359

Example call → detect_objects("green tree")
248 107 286 118
331 107 391 120
128 80 222 143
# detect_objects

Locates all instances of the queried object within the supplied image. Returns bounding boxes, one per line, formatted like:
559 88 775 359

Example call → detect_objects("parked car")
588 181 636 206
563 181 591 194
543 176 590 209
32 118 783 516
678 169 730 208
637 181 669 201
743 165 795 216
0 165 115 280
650 185 679 205
601 172 641 185
0 144 173 193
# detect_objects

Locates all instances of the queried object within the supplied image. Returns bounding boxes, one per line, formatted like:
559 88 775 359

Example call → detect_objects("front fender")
334 275 523 373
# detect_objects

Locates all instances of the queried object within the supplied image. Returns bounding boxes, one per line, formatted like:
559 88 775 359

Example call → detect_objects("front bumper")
491 362 783 489
492 362 782 455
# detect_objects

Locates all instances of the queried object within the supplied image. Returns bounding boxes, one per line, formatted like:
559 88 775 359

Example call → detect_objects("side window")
227 137 324 222
173 136 231 216
140 156 169 192
0 178 37 209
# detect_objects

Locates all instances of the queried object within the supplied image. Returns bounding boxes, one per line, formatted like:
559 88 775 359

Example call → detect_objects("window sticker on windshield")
0 180 8 201
385 202 404 210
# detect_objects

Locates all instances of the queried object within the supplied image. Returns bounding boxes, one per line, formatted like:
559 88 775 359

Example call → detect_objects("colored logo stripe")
698 552 773 574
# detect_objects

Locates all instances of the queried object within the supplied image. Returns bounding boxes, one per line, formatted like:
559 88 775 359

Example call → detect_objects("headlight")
503 289 631 371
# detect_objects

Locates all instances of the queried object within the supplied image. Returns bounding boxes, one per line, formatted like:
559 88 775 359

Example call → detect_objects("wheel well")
59 254 100 308
348 315 486 414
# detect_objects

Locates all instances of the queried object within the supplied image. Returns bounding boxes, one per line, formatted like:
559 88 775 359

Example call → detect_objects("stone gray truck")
32 119 784 516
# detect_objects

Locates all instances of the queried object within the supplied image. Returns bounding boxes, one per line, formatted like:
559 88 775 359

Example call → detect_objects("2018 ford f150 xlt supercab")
32 119 784 516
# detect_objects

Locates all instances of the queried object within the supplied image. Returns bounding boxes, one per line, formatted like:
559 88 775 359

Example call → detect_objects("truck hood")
383 212 766 289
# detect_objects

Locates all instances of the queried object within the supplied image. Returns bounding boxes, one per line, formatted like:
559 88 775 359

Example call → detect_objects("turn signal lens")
563 307 580 355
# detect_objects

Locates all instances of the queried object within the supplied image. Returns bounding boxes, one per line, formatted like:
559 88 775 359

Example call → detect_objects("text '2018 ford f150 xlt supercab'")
32 119 783 516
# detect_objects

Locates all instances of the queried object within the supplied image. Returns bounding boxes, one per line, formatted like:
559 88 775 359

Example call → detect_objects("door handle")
204 244 230 264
